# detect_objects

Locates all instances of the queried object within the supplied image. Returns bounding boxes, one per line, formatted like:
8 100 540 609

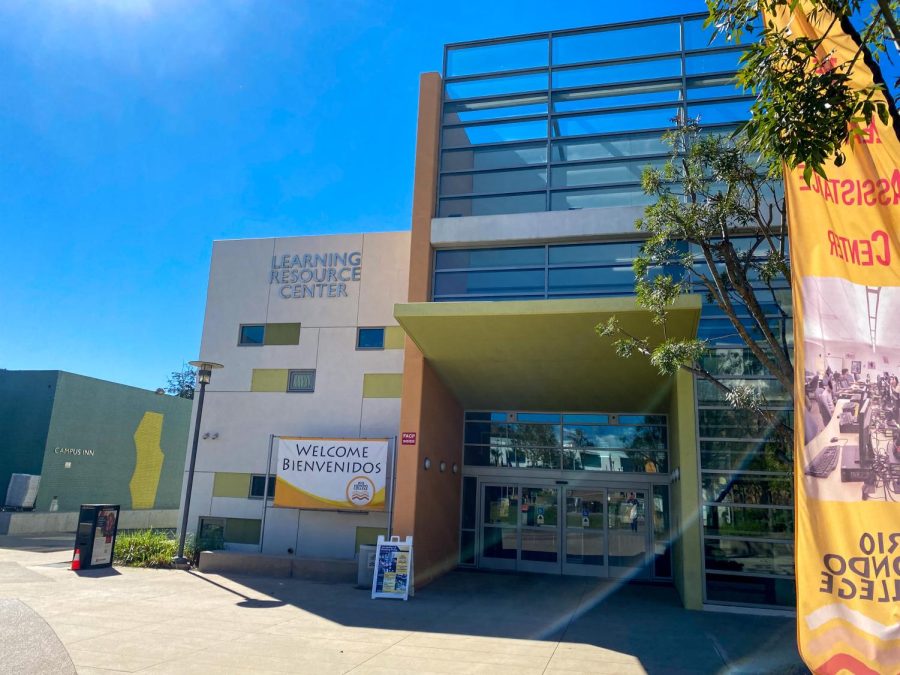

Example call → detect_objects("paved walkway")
0 534 806 674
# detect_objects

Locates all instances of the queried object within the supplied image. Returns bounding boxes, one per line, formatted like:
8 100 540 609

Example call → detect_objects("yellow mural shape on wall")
130 412 165 509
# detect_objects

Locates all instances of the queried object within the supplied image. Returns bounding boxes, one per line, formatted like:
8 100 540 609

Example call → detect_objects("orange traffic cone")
71 549 81 571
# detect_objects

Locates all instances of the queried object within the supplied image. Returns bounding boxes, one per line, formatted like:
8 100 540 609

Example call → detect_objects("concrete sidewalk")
0 534 806 674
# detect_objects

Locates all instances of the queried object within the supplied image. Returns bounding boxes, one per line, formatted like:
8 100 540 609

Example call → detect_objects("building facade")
0 370 191 532
182 232 410 556
186 12 793 611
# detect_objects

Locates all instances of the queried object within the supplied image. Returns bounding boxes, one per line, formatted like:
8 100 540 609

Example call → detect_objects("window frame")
287 369 316 393
238 324 266 347
249 475 276 500
356 327 386 351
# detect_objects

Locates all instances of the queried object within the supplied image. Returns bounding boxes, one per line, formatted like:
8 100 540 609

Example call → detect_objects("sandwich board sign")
371 535 413 601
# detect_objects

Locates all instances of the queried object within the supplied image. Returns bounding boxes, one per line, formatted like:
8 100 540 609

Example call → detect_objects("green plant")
113 529 178 568
185 529 225 566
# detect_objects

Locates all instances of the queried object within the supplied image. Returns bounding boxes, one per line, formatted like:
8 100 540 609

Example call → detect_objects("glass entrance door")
519 486 560 573
478 482 656 579
481 484 518 570
562 488 607 576
607 489 651 578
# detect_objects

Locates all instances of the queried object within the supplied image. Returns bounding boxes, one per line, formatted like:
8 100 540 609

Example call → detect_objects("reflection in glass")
553 57 682 90
443 119 548 147
433 269 545 297
566 489 605 565
436 246 545 270
705 573 796 607
685 49 744 74
445 72 549 100
553 24 681 65
446 38 548 77
608 490 649 572
704 539 794 576
438 192 547 218
552 133 668 162
703 504 793 539
553 108 680 136
688 99 753 125
445 100 548 124
551 159 665 188
440 168 548 196
483 485 519 525
442 144 548 172
702 473 793 507
550 186 653 210
652 485 671 578
552 83 681 113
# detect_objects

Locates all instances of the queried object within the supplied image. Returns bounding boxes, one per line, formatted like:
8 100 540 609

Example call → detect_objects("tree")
705 0 900 179
165 365 195 399
596 118 794 444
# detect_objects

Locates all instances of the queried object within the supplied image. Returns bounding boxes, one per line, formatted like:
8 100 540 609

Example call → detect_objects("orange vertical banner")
771 4 900 673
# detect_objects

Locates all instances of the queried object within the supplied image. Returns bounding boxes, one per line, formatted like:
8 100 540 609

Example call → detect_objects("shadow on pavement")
204 568 808 675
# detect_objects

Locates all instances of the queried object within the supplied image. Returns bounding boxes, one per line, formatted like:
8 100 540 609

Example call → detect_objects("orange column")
393 72 465 586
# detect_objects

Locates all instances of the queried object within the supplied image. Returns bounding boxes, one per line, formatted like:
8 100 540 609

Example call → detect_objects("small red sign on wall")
401 432 416 445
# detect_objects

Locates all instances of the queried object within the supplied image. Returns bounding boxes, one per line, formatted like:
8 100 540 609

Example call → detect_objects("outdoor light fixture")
439 461 447 472
173 360 224 567
423 457 431 470
452 463 459 474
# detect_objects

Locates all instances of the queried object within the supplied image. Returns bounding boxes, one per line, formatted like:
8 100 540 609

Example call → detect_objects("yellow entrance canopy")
394 296 702 412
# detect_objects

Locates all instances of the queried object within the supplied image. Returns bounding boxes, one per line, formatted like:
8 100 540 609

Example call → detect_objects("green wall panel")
0 371 58 501
355 526 387 549
264 323 301 346
37 372 192 512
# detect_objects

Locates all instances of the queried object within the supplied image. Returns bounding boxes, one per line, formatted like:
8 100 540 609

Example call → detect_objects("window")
239 324 265 346
198 516 261 545
249 475 275 500
357 328 385 350
238 323 301 346
287 369 316 393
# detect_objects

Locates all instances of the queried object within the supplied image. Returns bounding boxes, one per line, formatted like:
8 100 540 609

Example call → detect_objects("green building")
0 370 191 528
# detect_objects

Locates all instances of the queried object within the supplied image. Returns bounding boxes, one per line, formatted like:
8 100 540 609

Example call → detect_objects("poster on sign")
274 437 389 511
371 535 413 601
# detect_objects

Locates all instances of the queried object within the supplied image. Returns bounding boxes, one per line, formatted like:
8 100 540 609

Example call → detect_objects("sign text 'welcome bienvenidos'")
269 251 362 299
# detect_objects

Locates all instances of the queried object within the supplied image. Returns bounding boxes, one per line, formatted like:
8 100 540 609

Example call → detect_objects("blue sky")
0 0 895 391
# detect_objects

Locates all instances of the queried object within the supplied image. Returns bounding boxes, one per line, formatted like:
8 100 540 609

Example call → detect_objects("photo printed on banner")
800 276 900 503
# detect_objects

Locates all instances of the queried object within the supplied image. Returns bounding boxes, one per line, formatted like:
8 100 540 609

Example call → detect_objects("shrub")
114 529 177 568
113 528 226 568
185 529 225 566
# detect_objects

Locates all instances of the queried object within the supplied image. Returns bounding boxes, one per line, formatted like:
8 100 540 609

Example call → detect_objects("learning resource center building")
185 13 794 611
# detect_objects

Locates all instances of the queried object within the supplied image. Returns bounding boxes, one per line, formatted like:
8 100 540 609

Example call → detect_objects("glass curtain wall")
433 241 795 608
439 14 751 218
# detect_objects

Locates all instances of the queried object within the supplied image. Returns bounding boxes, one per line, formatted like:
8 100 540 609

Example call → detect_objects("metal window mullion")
551 98 688 120
442 111 550 129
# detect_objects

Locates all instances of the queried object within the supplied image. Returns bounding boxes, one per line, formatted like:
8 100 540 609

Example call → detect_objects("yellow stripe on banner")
273 477 385 511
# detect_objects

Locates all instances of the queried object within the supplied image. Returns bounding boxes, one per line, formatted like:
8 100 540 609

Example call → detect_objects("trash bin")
71 504 120 571
357 544 377 588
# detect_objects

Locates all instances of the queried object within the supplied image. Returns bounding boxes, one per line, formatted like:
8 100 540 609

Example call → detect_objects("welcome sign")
274 437 388 511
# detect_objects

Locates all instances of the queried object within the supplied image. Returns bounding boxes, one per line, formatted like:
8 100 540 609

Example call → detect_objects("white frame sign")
371 535 413 601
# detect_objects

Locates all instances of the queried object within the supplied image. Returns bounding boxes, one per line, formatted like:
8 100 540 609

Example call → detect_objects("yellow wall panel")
363 373 403 398
384 326 405 349
213 472 250 498
251 369 288 392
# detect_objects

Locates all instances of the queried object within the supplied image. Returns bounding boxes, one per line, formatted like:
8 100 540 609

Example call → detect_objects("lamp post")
173 360 223 566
